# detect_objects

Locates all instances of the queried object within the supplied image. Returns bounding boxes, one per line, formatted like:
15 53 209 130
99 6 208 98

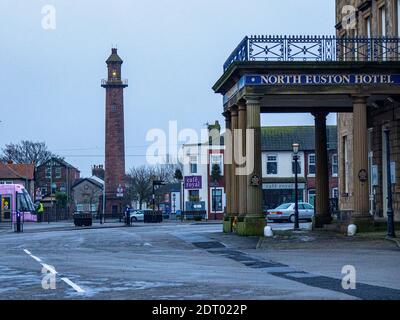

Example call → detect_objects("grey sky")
0 0 336 176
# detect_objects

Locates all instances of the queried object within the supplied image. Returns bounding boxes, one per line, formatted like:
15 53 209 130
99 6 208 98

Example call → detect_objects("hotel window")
332 154 338 177
366 16 372 38
189 156 198 174
266 155 278 175
45 167 52 179
55 167 61 179
292 155 301 175
308 154 316 175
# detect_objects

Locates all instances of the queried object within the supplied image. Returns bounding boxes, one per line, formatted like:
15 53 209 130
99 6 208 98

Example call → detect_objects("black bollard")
16 212 22 233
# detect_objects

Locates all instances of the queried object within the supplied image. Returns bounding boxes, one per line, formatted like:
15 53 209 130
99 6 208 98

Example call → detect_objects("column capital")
230 105 238 117
352 95 369 104
237 99 247 111
244 95 263 106
311 111 329 119
222 110 231 119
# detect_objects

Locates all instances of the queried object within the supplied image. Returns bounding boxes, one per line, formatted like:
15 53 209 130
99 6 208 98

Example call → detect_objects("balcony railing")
101 79 129 85
223 36 400 71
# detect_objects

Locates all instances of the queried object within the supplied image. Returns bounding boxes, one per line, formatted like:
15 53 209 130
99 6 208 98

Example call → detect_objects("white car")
128 210 145 222
266 202 315 223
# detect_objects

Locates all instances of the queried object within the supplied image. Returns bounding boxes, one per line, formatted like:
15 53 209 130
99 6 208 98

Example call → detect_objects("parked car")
266 202 315 223
128 209 145 222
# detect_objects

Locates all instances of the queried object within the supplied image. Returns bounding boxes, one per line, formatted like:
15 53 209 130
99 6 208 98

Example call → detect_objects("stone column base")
350 215 375 232
235 215 265 236
223 216 236 233
314 215 332 228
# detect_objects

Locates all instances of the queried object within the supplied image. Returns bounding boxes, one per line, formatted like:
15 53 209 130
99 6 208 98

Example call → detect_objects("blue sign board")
224 73 400 104
244 74 400 86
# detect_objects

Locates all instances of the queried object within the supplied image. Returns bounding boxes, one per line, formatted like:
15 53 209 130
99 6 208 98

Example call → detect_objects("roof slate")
261 126 337 151
0 163 35 180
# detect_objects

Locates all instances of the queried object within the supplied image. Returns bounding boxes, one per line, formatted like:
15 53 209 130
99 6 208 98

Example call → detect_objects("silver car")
266 202 315 223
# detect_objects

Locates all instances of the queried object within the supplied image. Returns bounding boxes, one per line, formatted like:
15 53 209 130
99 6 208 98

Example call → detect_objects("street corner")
256 228 400 251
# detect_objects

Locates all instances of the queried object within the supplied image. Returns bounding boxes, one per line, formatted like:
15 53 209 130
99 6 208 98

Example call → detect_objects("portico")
214 36 400 236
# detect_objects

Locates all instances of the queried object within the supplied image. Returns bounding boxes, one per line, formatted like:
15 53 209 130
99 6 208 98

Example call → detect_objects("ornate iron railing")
223 36 400 71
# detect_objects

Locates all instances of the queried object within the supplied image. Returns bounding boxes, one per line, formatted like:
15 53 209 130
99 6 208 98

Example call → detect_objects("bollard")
264 226 274 237
347 224 357 236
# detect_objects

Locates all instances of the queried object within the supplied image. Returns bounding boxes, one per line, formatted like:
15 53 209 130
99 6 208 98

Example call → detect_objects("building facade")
261 126 338 210
101 48 128 216
336 0 400 221
182 133 226 220
35 158 80 211
71 177 103 214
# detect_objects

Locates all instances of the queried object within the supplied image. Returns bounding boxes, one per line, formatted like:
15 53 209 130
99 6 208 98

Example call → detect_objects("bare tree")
126 163 183 210
126 166 153 210
0 141 60 167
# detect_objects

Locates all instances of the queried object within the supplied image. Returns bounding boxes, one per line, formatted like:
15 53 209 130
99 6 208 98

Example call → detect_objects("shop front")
263 182 305 210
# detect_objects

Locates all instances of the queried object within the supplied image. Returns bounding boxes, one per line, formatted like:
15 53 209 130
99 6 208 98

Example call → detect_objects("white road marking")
23 248 86 294
41 263 58 275
61 277 85 293
30 255 42 262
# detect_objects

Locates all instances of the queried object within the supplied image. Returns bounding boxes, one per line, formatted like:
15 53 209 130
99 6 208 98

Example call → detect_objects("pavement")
0 221 399 300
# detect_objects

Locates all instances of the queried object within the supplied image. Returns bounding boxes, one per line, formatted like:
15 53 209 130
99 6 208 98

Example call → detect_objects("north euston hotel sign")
249 74 400 85
223 74 400 104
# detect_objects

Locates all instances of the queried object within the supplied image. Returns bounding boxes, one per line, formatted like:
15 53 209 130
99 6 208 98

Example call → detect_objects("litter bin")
144 210 163 223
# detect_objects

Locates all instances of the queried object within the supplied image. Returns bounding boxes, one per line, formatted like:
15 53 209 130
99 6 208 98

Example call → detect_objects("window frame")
45 167 52 179
189 156 198 174
55 167 62 179
211 188 223 212
209 154 223 175
332 187 339 199
266 154 278 176
332 154 338 177
308 154 316 176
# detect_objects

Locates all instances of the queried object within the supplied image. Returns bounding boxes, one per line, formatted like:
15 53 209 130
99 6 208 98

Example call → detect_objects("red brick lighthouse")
101 48 128 215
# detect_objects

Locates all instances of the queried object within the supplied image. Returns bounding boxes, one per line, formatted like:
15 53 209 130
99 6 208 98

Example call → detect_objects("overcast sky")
0 0 336 176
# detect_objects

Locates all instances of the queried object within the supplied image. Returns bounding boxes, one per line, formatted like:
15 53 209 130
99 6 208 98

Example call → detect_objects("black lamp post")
384 128 396 238
293 143 300 230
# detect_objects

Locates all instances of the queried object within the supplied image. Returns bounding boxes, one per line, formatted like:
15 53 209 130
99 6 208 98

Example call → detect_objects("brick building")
336 0 400 221
101 48 128 216
35 158 80 212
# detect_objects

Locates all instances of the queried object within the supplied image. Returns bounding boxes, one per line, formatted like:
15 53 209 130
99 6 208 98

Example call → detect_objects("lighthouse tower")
101 48 128 215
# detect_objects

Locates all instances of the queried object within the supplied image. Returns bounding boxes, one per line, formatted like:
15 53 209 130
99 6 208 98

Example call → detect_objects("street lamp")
292 143 300 230
384 128 396 238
